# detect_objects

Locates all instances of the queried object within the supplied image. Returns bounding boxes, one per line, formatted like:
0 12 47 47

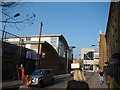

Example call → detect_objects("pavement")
88 72 107 89
2 74 70 90
84 72 94 82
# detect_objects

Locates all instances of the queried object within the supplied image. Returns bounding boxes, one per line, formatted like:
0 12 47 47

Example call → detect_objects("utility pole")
37 22 43 69
66 50 69 73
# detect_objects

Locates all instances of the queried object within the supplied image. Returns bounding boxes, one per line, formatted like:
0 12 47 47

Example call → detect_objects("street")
2 72 107 90
25 72 94 90
44 75 72 88
1 2 120 89
2 72 92 90
32 76 71 90
32 72 107 90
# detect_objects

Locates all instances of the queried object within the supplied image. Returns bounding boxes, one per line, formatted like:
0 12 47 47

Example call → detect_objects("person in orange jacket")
19 64 25 79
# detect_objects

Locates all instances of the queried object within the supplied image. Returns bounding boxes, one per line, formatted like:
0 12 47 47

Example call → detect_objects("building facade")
5 34 73 60
99 33 107 70
2 41 37 80
81 48 99 72
4 34 74 74
104 2 120 89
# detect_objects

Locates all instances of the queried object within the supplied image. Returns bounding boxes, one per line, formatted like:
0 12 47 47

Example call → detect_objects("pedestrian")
66 69 89 90
99 69 104 85
19 64 25 79
19 75 32 90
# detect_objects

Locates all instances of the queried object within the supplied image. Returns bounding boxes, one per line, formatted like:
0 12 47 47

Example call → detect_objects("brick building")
101 2 120 89
99 33 107 70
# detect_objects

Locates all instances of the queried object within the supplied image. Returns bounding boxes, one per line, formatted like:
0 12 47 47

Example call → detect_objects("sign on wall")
26 51 37 60
71 63 80 69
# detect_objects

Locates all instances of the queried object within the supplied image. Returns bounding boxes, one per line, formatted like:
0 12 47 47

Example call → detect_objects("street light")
1 13 20 42
13 13 20 17
91 44 99 50
91 44 99 48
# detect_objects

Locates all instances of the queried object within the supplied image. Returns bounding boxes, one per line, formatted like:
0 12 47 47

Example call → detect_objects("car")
30 69 55 88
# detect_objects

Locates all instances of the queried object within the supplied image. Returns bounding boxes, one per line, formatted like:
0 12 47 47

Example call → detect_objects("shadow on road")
55 77 66 84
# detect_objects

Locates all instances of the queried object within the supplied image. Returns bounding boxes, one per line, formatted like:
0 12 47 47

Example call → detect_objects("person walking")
66 69 89 90
99 69 104 85
19 64 25 79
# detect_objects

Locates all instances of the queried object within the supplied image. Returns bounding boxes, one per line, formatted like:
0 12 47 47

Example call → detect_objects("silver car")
30 69 55 88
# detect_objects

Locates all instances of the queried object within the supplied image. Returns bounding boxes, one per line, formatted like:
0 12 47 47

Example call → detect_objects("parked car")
30 69 55 88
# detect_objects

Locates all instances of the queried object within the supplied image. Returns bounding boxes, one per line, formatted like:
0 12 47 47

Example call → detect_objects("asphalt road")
31 72 94 90
2 72 94 90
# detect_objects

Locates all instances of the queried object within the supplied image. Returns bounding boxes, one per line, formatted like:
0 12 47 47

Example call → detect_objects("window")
51 37 57 47
115 28 117 33
90 65 93 70
21 38 25 42
115 18 116 23
84 51 94 60
113 25 114 29
26 37 31 41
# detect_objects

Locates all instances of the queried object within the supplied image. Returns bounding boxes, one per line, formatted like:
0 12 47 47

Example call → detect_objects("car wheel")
51 78 55 85
37 81 43 88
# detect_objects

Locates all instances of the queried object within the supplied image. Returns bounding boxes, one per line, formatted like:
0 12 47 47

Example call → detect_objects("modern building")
81 48 99 72
5 34 73 60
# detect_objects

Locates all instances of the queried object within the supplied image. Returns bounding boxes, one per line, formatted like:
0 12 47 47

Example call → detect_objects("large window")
51 37 57 47
84 64 93 70
26 37 31 41
84 51 94 60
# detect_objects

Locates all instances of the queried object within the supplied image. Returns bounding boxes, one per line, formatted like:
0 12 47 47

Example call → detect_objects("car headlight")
32 78 39 83
35 78 39 82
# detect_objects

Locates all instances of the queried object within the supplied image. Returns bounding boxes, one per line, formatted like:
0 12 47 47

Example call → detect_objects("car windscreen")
31 70 44 75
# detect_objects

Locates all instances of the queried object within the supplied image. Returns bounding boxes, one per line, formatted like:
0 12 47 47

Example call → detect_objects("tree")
0 2 16 7
0 2 36 30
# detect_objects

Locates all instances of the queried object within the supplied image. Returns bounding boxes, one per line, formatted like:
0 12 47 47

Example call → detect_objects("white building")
81 48 99 72
5 34 73 60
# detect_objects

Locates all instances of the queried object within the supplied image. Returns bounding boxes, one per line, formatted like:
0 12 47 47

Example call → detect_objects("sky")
2 2 110 59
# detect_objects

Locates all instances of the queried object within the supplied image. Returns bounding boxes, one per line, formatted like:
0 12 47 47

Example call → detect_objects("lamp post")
1 13 20 87
1 13 20 42
66 50 69 73
91 44 99 49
